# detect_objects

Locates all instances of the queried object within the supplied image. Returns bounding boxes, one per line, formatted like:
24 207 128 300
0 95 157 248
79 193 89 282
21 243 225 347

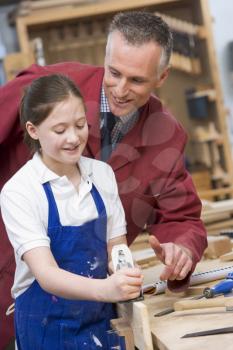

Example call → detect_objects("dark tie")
101 112 117 162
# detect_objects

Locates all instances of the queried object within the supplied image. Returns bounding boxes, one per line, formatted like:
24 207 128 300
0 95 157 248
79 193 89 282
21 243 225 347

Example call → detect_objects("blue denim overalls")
14 182 116 349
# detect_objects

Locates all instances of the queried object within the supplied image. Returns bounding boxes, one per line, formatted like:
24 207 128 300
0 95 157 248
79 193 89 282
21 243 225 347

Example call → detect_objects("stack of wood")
202 199 233 235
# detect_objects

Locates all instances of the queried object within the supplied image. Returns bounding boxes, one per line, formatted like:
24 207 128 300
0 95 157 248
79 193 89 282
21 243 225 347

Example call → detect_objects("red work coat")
0 62 207 348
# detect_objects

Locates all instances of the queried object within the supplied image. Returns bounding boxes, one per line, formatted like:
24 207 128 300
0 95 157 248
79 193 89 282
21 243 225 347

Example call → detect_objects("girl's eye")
54 130 65 134
77 125 85 130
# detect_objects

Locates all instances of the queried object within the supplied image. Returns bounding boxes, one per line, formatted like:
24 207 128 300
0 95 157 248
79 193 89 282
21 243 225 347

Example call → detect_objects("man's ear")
155 66 170 88
26 121 39 140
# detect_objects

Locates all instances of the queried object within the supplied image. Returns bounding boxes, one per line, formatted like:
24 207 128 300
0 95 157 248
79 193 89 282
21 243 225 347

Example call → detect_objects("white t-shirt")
1 153 126 298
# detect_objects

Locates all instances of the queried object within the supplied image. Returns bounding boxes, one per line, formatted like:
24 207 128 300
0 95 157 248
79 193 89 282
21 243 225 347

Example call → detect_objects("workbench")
116 258 233 350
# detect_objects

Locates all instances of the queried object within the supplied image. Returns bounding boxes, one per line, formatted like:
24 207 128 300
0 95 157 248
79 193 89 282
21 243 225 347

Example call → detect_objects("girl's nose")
67 129 79 143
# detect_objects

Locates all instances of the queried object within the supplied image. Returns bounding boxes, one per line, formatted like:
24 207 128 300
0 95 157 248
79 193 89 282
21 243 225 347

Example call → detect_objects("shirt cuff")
17 238 50 259
107 225 126 241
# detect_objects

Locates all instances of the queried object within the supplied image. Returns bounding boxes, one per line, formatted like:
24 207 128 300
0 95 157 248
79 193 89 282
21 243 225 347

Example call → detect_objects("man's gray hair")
108 11 173 71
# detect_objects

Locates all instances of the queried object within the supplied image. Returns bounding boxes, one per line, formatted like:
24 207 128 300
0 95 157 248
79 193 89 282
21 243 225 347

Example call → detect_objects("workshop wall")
208 0 233 155
0 5 18 85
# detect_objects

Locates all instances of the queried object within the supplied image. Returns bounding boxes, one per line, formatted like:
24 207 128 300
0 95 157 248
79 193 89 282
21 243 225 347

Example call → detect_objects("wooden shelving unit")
12 0 233 200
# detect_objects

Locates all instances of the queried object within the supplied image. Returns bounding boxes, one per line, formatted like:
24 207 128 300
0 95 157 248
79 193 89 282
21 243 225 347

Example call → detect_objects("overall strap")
42 182 61 228
90 184 107 218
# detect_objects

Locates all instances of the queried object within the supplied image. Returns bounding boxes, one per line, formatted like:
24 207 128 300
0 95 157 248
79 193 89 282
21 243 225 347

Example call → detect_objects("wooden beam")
117 302 153 350
16 0 180 27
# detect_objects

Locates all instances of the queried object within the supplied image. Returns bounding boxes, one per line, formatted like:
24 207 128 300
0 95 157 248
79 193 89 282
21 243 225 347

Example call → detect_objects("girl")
1 74 142 349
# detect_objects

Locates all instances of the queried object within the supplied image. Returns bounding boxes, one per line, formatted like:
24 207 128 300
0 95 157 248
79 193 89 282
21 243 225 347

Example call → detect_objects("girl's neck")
40 154 81 189
66 166 81 189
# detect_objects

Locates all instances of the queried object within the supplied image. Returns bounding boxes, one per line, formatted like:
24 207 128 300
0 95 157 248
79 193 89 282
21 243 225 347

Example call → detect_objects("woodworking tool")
112 244 144 302
220 230 233 239
203 273 233 298
154 294 204 317
173 294 233 311
154 274 233 316
181 326 233 338
112 244 134 272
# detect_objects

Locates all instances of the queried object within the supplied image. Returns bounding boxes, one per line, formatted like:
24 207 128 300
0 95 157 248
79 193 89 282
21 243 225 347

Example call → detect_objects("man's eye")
77 124 85 129
132 79 144 84
110 70 120 77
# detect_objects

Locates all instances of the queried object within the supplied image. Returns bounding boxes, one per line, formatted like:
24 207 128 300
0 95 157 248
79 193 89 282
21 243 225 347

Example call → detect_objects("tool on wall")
190 122 229 187
31 37 46 66
155 12 201 74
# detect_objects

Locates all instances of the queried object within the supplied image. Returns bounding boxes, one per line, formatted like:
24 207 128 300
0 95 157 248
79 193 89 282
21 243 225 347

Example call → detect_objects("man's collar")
100 85 139 123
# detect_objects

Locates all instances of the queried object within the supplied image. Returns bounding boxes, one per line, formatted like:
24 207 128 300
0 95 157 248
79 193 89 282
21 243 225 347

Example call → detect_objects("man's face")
103 31 168 117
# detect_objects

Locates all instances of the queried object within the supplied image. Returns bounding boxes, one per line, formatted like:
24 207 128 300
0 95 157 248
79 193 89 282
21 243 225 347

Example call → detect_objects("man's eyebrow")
108 65 148 81
108 65 119 72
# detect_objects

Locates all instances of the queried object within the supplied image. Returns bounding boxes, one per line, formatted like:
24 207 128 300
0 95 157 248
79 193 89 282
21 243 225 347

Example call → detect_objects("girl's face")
26 95 88 174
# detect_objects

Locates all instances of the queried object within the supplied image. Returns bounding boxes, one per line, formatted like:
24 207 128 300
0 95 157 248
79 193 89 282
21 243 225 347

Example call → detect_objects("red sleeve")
147 129 207 291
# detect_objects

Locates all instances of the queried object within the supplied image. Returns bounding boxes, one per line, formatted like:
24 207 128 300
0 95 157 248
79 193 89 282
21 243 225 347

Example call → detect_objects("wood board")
118 258 233 349
151 307 233 350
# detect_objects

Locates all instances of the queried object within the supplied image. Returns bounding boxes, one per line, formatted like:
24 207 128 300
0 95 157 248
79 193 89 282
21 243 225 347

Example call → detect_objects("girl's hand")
102 267 143 302
108 260 114 275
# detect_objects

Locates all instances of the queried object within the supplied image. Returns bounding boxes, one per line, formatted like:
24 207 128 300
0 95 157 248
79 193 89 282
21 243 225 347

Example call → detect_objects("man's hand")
149 235 193 281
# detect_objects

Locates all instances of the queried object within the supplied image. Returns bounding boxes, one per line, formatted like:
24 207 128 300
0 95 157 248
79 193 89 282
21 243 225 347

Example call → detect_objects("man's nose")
115 78 129 97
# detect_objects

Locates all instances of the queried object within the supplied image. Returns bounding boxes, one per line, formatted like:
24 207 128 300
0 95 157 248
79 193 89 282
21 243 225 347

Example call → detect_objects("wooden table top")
142 259 233 350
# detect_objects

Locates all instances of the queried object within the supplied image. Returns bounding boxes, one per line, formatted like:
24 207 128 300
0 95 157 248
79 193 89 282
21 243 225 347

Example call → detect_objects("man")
0 11 207 347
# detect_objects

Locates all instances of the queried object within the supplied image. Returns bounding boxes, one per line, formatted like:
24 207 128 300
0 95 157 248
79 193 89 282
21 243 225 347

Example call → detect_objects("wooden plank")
201 199 233 224
199 186 233 200
117 302 153 350
111 318 135 350
151 308 233 350
20 0 89 13
16 0 186 25
3 51 35 81
16 0 180 28
220 251 233 262
205 218 233 236
204 236 232 259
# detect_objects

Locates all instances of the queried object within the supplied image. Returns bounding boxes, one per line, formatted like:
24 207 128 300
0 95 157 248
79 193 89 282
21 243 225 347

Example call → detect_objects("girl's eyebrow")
52 116 86 127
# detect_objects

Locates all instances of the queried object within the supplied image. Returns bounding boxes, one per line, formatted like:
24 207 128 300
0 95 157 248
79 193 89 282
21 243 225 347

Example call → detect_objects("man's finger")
160 265 174 281
149 235 164 261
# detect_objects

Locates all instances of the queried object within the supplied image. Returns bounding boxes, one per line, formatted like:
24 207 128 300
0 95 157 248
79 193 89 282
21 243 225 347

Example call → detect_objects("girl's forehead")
48 96 85 116
39 99 85 127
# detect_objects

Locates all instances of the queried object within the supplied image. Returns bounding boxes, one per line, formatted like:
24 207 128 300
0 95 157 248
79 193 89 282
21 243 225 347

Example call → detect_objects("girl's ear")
26 122 39 140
